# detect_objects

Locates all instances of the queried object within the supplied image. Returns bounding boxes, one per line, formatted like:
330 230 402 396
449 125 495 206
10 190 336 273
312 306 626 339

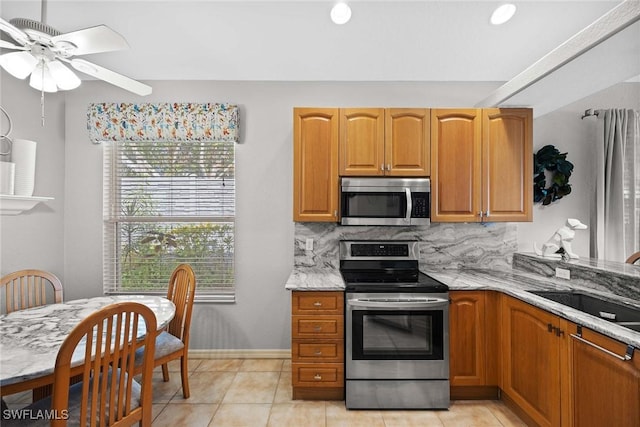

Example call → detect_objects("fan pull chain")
40 61 46 126
40 89 45 127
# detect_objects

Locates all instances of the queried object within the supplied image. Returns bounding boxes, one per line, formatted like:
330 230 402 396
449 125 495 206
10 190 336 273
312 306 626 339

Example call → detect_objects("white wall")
518 82 640 258
2 76 638 350
0 77 66 280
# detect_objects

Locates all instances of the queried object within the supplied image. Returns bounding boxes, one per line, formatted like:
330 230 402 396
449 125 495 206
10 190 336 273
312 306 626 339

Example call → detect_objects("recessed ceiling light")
331 2 352 25
491 4 517 25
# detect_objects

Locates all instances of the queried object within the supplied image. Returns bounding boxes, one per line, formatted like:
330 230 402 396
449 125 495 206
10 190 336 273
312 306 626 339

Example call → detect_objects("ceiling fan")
0 0 151 96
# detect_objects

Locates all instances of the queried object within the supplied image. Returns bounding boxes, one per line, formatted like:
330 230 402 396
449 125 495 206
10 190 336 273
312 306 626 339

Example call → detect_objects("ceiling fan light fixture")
0 51 38 79
331 2 352 25
29 61 58 93
491 4 517 25
47 60 81 90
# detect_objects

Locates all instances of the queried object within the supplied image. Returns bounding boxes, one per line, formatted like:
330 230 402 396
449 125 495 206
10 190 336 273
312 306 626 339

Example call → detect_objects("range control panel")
340 240 419 261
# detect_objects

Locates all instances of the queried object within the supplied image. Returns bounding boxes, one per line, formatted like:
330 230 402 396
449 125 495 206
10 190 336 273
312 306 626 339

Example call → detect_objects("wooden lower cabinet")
291 291 344 400
499 295 640 427
500 295 567 427
567 324 640 427
449 291 499 399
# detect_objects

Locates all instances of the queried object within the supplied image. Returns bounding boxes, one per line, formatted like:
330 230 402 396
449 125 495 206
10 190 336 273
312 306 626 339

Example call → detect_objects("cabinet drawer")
292 291 343 315
292 363 344 387
292 315 344 339
292 340 344 363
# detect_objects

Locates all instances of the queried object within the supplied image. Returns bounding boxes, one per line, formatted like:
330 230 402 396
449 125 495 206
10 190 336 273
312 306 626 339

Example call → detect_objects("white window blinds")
103 139 235 301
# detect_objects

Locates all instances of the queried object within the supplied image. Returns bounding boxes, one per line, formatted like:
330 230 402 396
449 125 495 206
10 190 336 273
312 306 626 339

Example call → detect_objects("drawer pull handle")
314 374 322 380
313 325 322 332
314 350 322 355
313 301 322 307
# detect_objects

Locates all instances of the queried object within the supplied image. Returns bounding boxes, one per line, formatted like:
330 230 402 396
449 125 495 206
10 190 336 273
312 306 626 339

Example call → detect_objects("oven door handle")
347 298 449 309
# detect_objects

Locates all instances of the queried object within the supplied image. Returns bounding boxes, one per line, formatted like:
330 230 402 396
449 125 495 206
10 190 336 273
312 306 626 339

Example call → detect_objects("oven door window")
342 192 407 218
351 309 444 360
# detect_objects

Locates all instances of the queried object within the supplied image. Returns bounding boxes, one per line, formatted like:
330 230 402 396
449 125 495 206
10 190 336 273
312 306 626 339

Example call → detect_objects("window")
103 139 235 302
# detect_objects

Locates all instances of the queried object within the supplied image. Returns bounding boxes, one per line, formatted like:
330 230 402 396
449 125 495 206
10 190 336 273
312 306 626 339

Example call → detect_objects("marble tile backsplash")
294 222 517 271
513 253 640 300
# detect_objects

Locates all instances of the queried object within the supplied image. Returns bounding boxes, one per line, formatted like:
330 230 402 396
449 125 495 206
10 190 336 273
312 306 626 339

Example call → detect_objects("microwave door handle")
404 188 412 223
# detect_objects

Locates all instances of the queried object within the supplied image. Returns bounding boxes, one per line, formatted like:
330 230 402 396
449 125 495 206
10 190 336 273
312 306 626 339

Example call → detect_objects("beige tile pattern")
2 358 527 427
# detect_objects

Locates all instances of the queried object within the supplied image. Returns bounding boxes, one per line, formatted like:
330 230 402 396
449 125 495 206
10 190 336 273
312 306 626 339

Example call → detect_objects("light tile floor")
4 358 527 426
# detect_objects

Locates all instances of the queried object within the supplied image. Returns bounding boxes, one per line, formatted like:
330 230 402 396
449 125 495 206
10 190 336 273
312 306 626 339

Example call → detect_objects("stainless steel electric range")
340 240 450 410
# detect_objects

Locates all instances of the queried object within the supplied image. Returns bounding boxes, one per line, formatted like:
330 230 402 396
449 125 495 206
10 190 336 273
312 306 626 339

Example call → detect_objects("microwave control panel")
412 193 430 218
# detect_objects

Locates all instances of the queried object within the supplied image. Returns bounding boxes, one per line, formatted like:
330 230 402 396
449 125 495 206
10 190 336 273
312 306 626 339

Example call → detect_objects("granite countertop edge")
285 266 640 348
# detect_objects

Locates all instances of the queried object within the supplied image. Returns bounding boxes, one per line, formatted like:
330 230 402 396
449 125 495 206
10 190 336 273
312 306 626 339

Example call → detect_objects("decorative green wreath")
533 145 574 205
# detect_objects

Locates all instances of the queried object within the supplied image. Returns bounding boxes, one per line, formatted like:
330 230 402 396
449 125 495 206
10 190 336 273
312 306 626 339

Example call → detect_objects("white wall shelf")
0 194 54 215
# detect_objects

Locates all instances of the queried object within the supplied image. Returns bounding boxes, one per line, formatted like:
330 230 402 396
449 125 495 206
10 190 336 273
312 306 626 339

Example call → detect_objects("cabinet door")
339 108 385 176
449 291 486 386
569 326 640 427
482 109 533 222
293 108 339 222
430 109 482 222
501 296 562 427
384 108 430 176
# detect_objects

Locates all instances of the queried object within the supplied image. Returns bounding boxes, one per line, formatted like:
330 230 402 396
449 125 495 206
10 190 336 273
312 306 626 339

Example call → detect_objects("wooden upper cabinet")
430 108 532 223
431 109 482 222
293 108 339 222
339 108 430 176
385 108 430 176
482 108 533 222
339 108 385 176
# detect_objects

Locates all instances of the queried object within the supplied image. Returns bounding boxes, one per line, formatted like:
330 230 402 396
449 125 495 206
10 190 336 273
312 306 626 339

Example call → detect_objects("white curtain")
591 109 640 262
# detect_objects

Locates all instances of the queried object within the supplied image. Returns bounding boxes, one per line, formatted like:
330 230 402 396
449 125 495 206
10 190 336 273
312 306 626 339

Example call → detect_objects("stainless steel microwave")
340 177 430 226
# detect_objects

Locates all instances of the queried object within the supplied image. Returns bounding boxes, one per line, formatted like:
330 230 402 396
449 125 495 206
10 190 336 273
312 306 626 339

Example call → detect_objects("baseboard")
451 385 499 400
189 349 292 359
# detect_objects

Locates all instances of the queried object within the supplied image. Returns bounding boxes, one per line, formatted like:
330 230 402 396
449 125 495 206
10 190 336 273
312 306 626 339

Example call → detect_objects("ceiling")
1 1 638 115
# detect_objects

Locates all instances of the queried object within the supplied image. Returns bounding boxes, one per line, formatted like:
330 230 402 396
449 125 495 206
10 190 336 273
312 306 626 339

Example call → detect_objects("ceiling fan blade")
48 60 81 90
0 51 37 79
69 58 152 96
0 17 30 46
0 40 28 51
52 25 129 56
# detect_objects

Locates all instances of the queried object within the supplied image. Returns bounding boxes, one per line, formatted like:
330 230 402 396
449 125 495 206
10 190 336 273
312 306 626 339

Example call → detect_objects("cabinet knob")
386 164 391 171
380 164 384 171
314 374 322 380
478 211 484 219
313 301 322 307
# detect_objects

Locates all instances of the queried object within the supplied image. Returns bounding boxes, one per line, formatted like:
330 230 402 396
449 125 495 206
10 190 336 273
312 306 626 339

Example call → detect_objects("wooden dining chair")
0 269 63 314
3 301 157 427
626 251 640 265
135 263 196 399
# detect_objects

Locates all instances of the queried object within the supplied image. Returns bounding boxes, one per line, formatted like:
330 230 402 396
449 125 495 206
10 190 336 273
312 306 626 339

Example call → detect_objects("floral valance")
87 102 239 144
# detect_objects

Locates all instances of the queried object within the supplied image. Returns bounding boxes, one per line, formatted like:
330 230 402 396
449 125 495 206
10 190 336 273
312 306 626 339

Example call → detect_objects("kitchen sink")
528 290 640 333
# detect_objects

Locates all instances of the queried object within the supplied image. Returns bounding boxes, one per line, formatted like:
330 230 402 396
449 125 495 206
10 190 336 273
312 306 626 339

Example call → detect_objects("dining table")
0 295 176 398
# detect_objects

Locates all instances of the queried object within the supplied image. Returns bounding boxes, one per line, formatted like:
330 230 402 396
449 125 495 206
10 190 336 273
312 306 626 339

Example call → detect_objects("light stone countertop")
285 266 640 348
284 266 345 291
